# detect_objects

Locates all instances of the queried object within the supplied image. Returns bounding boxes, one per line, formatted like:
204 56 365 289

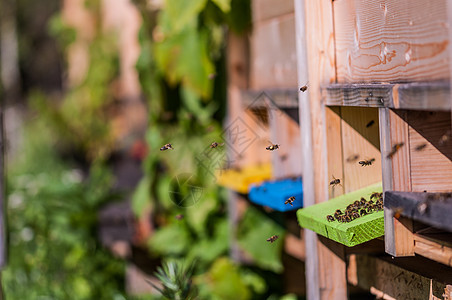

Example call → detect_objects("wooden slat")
385 191 452 232
241 89 299 109
252 0 294 23
325 84 391 107
297 0 347 299
334 0 450 83
250 13 298 89
326 107 344 199
341 107 381 193
348 255 452 299
383 110 415 257
414 234 452 267
407 111 452 192
324 82 451 111
269 108 302 179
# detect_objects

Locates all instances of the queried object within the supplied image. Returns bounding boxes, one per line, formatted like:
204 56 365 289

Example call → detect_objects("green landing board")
297 183 383 247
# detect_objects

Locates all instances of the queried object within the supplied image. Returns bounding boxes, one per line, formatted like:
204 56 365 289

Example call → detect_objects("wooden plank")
325 84 391 107
385 191 452 232
295 0 345 298
341 107 381 193
407 111 452 192
324 82 451 111
252 0 294 23
250 13 298 89
414 234 452 267
241 89 299 109
334 0 450 83
348 255 452 299
269 109 302 179
326 107 344 199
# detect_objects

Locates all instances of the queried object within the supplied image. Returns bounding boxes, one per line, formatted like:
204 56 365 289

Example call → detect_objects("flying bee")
439 130 451 145
414 143 427 151
160 143 174 151
175 214 184 220
285 196 296 206
210 142 224 148
359 158 375 166
386 142 405 159
267 235 279 243
346 154 360 163
366 120 375 128
392 207 403 219
327 215 335 222
266 141 280 151
299 82 309 92
329 175 342 187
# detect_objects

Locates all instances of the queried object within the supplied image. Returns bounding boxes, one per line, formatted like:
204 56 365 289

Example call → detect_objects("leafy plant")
149 260 197 300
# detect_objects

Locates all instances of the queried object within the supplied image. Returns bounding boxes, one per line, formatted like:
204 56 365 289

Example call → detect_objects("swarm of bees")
326 193 383 223
266 142 280 151
359 158 375 166
266 235 279 243
210 142 224 149
285 196 295 206
160 143 174 151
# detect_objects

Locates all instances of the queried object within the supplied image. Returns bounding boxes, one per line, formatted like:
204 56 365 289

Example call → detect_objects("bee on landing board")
266 235 279 243
299 82 309 92
210 142 224 149
386 142 404 159
329 175 342 187
160 143 174 151
326 215 335 222
285 196 295 206
266 141 280 151
359 158 375 166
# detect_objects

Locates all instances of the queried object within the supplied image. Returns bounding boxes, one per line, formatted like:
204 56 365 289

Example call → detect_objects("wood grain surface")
334 0 450 83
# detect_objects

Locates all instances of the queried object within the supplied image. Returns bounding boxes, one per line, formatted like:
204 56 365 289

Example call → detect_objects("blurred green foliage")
2 118 126 299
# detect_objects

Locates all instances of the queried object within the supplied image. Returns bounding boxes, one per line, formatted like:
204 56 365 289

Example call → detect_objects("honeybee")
439 130 451 145
366 120 375 128
266 235 279 243
360 209 368 216
359 158 375 166
160 143 174 151
299 82 309 92
351 212 360 219
285 196 295 206
266 141 280 151
359 197 367 206
326 215 335 222
210 142 224 148
175 214 184 220
343 215 351 223
346 154 360 163
329 175 342 187
334 209 343 219
414 143 427 151
370 192 382 200
386 142 404 159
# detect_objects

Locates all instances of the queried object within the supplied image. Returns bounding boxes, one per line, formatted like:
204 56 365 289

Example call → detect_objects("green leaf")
237 207 285 273
211 0 231 12
132 178 151 216
148 223 191 256
163 0 208 33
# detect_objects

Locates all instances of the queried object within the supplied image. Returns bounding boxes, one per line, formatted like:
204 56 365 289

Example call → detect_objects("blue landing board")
248 177 303 211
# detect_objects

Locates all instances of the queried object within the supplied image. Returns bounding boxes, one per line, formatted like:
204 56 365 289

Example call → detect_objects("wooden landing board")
324 82 451 111
216 163 272 194
334 0 450 83
297 183 383 247
385 191 452 232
